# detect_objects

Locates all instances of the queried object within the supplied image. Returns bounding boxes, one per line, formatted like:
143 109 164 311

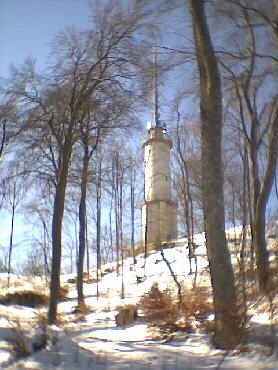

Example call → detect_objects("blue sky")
0 0 93 266
0 0 92 77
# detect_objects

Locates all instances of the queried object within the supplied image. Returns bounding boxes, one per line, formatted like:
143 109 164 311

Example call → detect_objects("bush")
7 317 48 361
0 285 68 308
139 284 178 327
139 283 213 337
67 276 97 284
0 291 49 307
58 285 69 301
180 285 213 328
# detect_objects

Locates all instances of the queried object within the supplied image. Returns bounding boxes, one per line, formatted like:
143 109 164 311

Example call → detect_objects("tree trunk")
175 114 196 275
109 192 114 262
8 201 15 288
113 155 120 276
96 160 102 299
0 120 6 158
119 181 124 299
190 0 242 349
240 146 248 322
48 142 72 323
86 213 90 277
77 152 89 307
39 217 50 275
253 107 278 291
43 225 50 275
130 171 136 265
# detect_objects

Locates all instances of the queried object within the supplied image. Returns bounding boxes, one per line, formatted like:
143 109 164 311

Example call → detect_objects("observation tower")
141 49 177 249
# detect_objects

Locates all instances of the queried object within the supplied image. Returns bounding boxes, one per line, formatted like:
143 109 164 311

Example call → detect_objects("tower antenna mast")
152 45 159 126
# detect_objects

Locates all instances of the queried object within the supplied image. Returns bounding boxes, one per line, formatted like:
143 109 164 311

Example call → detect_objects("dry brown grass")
0 291 49 308
0 283 69 309
180 285 213 327
139 283 213 337
139 284 178 327
58 285 69 301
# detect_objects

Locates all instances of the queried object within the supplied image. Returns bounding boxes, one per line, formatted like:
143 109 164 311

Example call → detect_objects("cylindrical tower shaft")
143 127 172 202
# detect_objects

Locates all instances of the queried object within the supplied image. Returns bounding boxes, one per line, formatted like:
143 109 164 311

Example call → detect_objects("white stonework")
141 125 177 249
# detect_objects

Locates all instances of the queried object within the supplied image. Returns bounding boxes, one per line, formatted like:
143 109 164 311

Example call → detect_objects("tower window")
165 176 168 181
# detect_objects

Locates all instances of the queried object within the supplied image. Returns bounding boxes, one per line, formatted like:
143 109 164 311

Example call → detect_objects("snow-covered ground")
0 234 277 369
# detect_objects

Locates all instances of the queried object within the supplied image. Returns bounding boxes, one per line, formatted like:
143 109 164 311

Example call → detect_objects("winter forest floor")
0 232 277 369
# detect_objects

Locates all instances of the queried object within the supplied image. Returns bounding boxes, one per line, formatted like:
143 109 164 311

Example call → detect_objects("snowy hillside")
0 233 277 369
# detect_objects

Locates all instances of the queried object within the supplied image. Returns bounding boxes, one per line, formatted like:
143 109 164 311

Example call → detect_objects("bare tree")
172 109 199 276
76 122 100 307
0 98 17 160
95 156 102 299
76 75 138 306
216 0 278 292
0 119 6 159
111 149 124 278
189 0 243 349
4 1 148 322
5 168 26 287
25 197 52 276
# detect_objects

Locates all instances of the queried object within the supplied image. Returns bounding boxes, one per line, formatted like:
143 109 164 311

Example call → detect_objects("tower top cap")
148 119 167 133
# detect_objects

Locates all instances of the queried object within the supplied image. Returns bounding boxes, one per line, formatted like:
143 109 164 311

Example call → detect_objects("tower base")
141 199 177 250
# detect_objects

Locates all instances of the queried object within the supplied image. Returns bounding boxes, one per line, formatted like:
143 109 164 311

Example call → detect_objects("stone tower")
141 48 177 249
141 120 177 249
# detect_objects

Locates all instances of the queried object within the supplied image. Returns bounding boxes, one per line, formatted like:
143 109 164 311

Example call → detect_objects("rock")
136 276 145 284
115 305 138 327
31 327 48 352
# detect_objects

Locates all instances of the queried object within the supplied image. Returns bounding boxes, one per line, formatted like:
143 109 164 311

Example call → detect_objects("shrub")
139 283 213 337
73 302 90 322
139 283 183 336
58 285 69 301
73 301 89 314
0 284 69 308
0 291 49 307
180 285 213 326
139 284 178 327
67 276 96 284
7 317 48 360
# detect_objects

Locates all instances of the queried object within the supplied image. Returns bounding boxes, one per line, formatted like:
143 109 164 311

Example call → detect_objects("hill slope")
0 233 277 369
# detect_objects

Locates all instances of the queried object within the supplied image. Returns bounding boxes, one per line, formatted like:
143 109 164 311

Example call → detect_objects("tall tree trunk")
42 224 50 275
96 160 102 299
114 190 120 276
8 201 15 288
75 217 79 272
0 120 6 158
130 171 136 265
119 181 124 299
239 145 248 322
86 213 90 277
253 107 278 291
48 143 72 323
113 155 120 276
190 0 242 349
109 192 114 262
85 212 90 278
77 152 89 307
175 114 196 275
